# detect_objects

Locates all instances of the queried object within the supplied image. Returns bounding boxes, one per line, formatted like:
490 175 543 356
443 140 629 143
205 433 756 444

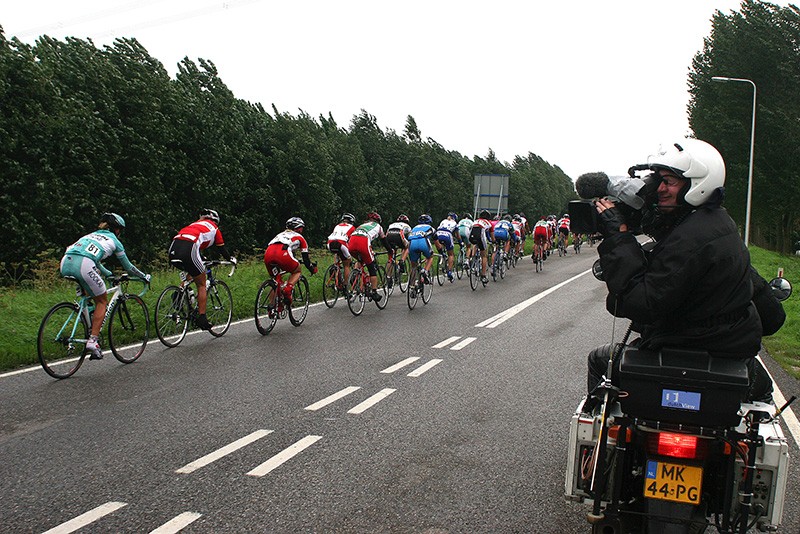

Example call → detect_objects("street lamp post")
711 76 757 247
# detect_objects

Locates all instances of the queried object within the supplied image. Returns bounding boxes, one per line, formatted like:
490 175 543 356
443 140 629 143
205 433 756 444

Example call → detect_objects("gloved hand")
595 199 628 237
229 257 238 265
310 262 318 275
144 273 152 284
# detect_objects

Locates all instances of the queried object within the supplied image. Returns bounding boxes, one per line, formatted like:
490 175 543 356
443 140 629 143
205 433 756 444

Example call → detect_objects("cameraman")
587 138 776 404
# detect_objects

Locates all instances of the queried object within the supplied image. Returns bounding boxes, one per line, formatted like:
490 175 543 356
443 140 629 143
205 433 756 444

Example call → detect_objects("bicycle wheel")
456 249 465 279
422 274 433 304
289 276 310 326
108 294 149 363
399 259 410 293
385 262 396 297
207 280 233 337
154 285 190 348
254 279 279 335
435 255 445 286
374 265 388 310
322 264 340 308
347 269 366 316
469 257 479 291
499 255 506 280
37 302 88 379
407 268 419 310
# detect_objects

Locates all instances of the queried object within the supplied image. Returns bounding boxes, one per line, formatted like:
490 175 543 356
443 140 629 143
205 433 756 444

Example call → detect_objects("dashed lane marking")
42 501 127 534
432 336 461 348
407 359 443 377
149 512 203 534
347 388 397 414
175 429 273 474
449 337 477 350
304 386 361 411
381 357 421 374
246 435 322 477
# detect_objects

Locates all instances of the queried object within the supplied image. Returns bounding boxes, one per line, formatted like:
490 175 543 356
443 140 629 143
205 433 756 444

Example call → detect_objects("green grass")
3 243 797 379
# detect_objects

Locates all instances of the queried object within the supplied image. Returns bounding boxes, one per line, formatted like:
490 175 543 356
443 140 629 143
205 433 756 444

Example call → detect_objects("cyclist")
264 217 318 308
168 208 236 331
546 215 557 254
532 216 551 263
385 214 412 286
408 214 436 284
435 212 461 282
60 212 151 360
557 213 571 253
326 213 357 287
492 215 514 276
457 213 474 258
347 212 387 303
469 209 494 284
511 214 525 258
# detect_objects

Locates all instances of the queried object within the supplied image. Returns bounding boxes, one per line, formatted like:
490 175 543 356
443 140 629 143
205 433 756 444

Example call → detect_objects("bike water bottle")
188 288 197 308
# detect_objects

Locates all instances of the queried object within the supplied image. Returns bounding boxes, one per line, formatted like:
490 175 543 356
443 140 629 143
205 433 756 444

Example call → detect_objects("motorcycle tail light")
648 432 706 460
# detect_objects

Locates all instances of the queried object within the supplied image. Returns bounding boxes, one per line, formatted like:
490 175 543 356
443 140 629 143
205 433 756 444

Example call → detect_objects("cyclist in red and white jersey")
347 212 387 303
511 215 525 258
168 208 236 330
469 209 494 284
327 213 357 286
264 217 318 304
557 213 571 253
532 216 551 262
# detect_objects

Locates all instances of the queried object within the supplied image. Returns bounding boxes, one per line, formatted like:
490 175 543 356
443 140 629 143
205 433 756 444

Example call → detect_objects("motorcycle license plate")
644 460 702 505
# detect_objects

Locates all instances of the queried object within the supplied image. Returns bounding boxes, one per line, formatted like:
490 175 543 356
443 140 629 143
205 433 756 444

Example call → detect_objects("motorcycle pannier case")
618 348 749 427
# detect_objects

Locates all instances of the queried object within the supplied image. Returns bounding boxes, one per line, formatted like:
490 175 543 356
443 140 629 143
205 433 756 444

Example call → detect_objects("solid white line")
149 512 203 534
381 357 420 374
449 337 477 350
407 359 443 377
757 356 800 447
347 388 397 414
175 429 273 474
432 336 461 348
42 501 128 534
246 435 322 477
304 386 361 411
475 269 592 328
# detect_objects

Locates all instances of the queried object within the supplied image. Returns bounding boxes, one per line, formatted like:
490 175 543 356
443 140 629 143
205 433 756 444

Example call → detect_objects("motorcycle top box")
617 347 749 427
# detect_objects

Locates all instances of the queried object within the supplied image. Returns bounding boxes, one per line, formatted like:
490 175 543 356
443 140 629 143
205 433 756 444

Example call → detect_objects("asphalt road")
1 248 798 533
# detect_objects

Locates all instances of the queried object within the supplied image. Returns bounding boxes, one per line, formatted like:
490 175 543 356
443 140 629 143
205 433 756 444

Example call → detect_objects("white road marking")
175 429 273 474
381 357 420 374
42 501 127 534
246 435 322 477
449 337 477 350
407 359 443 377
304 386 361 411
757 356 800 447
432 336 461 348
149 512 203 534
347 388 397 414
476 269 591 328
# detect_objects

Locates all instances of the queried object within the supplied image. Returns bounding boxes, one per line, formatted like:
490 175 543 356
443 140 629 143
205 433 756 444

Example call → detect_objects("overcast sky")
2 0 775 181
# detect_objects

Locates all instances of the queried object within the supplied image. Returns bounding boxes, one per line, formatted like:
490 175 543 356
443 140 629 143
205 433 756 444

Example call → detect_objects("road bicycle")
322 254 349 308
154 260 236 348
385 248 409 296
346 257 388 316
572 233 582 254
454 243 467 280
406 261 433 309
491 242 507 282
254 268 310 335
467 252 488 291
37 274 150 379
557 235 568 257
532 244 545 273
434 247 450 286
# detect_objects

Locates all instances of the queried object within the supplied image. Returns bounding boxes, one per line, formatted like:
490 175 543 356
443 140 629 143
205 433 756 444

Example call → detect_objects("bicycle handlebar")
109 274 150 297
204 259 237 277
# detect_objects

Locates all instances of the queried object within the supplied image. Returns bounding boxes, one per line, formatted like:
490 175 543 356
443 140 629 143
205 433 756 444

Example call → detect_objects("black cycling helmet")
200 208 220 224
463 213 473 220
341 213 356 223
418 214 433 225
286 216 305 230
479 209 491 219
367 211 382 224
100 212 126 230
397 214 410 224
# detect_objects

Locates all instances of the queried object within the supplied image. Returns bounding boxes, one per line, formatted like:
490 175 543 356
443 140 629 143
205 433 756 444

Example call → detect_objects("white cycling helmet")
646 138 725 207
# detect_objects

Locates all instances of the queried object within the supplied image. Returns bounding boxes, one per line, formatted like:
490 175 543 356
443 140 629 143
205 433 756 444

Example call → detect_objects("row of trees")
689 0 800 253
0 28 574 283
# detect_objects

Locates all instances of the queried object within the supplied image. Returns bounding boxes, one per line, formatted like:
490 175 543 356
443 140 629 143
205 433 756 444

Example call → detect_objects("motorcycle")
565 271 794 533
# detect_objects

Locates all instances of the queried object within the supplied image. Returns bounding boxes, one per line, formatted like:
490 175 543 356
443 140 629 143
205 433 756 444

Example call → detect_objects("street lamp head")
712 76 731 82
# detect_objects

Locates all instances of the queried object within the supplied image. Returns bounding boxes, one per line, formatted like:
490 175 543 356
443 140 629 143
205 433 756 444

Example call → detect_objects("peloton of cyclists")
435 212 461 282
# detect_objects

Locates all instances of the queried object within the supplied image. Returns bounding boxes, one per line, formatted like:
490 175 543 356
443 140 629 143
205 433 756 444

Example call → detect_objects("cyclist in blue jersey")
491 215 514 276
435 212 461 282
59 213 150 360
408 214 436 283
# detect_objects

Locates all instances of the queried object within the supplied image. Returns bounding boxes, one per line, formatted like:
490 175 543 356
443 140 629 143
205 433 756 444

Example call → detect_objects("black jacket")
597 205 761 359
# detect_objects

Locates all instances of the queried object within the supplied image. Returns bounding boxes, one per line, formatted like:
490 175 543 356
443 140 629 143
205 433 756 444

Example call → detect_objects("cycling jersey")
386 221 411 251
61 229 146 297
533 220 550 243
264 230 309 274
558 217 571 233
511 221 523 242
173 220 225 250
494 220 513 242
408 223 434 263
327 222 355 245
457 218 474 241
349 221 385 266
436 219 458 251
351 220 385 242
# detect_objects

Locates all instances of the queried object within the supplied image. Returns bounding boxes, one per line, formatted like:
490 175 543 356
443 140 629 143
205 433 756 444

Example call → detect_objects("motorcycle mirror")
592 259 604 281
768 277 792 302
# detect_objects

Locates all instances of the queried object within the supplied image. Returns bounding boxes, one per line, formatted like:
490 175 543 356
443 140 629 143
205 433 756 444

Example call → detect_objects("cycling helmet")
286 216 305 230
479 209 491 219
199 208 220 224
447 211 458 221
503 214 512 221
463 213 473 220
341 213 356 223
563 213 570 218
418 214 433 225
100 212 126 230
513 215 522 222
367 211 382 224
646 138 725 207
396 214 410 224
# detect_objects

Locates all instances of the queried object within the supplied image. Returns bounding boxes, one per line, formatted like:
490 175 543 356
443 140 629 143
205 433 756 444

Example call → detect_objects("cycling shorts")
559 227 570 236
386 229 408 250
264 243 300 275
436 231 454 251
408 238 432 263
168 238 204 277
327 239 351 260
513 230 521 243
60 254 106 298
533 225 549 241
469 226 488 251
493 228 509 242
458 228 470 242
348 234 375 266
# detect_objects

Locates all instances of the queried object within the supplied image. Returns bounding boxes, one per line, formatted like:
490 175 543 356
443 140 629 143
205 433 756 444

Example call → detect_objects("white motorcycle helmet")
646 138 726 207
